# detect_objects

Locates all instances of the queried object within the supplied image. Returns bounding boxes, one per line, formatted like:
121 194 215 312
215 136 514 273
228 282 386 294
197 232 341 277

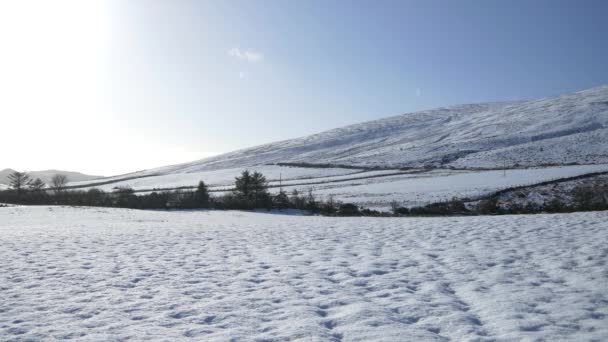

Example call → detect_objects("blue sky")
1 0 607 175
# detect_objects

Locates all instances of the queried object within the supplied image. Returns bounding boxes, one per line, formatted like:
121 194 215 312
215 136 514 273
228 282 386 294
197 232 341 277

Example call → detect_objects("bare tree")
51 174 69 195
8 171 32 199
29 178 46 192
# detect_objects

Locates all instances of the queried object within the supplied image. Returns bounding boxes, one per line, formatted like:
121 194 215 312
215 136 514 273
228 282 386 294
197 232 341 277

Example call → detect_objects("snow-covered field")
67 165 372 191
1 206 606 341
291 164 608 208
67 164 608 210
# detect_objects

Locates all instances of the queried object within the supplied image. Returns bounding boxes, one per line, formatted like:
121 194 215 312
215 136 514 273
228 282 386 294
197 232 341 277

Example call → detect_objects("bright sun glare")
0 1 207 175
0 1 114 173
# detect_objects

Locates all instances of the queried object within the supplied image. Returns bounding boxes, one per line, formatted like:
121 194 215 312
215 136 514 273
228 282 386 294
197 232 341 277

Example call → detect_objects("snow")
66 86 608 192
67 163 608 210
128 85 607 172
496 174 608 208
52 86 608 212
59 86 608 210
263 164 608 209
449 128 608 169
1 206 607 341
67 165 368 191
292 164 608 208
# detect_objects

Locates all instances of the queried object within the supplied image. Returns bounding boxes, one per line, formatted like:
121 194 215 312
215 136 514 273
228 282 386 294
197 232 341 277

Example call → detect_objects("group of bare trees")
5 171 69 200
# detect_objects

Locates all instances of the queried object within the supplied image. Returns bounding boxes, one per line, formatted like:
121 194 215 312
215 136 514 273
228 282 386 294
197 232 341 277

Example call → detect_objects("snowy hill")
0 169 102 186
65 86 608 209
156 85 608 173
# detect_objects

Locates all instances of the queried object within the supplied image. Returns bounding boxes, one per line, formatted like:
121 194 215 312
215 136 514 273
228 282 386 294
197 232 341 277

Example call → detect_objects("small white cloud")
239 71 245 79
228 48 263 62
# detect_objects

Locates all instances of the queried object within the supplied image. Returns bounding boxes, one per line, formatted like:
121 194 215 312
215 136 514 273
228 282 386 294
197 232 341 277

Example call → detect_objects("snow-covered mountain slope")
151 85 608 173
61 86 608 209
0 169 102 185
2 206 607 341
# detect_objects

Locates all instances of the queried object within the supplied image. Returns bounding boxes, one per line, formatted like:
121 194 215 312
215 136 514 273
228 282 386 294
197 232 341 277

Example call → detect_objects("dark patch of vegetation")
409 198 470 216
487 171 608 199
390 198 472 217
390 181 608 216
337 203 360 216
477 198 499 215
484 183 608 215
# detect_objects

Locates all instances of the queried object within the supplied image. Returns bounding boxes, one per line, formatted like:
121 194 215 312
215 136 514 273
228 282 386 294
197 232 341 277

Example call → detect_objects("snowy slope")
1 206 606 341
145 85 608 173
61 86 608 208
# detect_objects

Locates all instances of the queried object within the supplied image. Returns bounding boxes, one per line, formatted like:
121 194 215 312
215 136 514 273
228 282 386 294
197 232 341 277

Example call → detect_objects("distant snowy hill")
0 169 101 185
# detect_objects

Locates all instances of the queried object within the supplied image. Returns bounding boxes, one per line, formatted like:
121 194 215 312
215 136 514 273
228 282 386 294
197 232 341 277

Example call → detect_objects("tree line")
0 170 385 216
1 170 606 216
1 171 69 203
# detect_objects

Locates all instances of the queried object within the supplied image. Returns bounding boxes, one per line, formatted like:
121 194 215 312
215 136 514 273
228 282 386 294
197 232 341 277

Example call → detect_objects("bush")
393 207 410 216
477 198 499 215
337 203 360 216
573 185 608 211
233 170 270 209
319 195 338 215
273 190 290 209
408 198 470 216
544 198 565 212
360 208 386 217
195 181 210 208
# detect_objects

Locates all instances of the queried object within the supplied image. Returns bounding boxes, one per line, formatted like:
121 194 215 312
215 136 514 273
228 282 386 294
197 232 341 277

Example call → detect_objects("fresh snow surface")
1 206 607 341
